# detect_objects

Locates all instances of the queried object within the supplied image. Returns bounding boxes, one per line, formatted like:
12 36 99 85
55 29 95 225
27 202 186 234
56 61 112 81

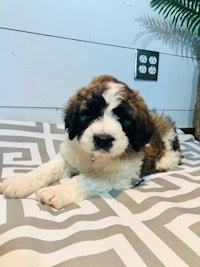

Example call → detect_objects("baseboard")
180 128 195 135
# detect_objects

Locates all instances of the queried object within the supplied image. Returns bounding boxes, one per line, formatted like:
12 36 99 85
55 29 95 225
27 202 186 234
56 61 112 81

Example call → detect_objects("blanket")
0 120 200 267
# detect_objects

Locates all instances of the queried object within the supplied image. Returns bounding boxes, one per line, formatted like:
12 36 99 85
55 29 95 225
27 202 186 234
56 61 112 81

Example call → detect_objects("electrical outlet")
134 49 159 81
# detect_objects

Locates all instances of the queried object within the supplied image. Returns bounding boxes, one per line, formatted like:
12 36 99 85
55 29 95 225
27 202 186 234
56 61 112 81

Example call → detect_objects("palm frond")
135 15 200 58
150 0 200 36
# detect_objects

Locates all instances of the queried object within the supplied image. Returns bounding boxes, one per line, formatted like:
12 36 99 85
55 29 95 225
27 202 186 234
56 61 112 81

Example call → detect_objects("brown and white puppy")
0 75 182 209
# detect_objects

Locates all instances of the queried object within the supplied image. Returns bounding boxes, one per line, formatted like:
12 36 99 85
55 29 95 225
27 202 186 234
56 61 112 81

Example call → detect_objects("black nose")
93 134 115 150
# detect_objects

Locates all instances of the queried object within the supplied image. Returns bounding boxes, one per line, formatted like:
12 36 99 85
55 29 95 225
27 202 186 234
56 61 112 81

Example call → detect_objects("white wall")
0 0 199 127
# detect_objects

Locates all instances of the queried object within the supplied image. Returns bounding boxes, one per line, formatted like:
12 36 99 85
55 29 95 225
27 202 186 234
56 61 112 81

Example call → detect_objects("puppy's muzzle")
93 134 115 151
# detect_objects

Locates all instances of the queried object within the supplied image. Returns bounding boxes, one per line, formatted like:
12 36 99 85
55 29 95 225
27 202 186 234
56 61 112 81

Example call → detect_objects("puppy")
0 75 182 209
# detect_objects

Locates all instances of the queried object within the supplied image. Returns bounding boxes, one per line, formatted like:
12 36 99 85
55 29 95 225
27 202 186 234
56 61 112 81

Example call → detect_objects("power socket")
134 49 159 81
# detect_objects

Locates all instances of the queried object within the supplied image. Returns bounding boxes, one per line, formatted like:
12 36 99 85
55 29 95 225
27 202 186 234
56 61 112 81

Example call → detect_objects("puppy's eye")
79 113 91 123
120 119 132 128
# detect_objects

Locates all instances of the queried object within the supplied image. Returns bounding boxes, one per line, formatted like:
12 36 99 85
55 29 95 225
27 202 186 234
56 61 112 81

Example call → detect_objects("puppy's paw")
156 151 182 172
36 184 78 209
0 174 36 198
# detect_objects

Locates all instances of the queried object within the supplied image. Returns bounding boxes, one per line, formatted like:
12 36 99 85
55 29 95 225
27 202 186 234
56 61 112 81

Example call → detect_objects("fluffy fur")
0 75 182 209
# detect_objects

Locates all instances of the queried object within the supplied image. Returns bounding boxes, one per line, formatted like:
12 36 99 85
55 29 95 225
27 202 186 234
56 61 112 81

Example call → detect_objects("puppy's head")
64 75 154 156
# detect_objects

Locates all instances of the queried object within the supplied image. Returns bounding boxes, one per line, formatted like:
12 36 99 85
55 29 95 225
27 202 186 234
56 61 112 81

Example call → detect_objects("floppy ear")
131 113 154 151
63 97 79 140
127 91 154 152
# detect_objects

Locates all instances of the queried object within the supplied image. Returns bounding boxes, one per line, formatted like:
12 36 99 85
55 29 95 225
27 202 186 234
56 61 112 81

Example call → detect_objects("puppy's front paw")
0 174 35 198
36 184 81 209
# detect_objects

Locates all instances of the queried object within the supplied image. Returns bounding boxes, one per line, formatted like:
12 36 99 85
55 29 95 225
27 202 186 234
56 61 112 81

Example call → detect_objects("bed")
0 120 200 267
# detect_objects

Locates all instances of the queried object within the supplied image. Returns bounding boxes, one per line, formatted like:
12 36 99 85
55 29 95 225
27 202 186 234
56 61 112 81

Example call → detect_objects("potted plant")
150 0 200 140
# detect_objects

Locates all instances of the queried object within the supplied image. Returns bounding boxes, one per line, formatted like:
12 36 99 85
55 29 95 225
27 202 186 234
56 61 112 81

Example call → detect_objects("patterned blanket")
0 120 200 267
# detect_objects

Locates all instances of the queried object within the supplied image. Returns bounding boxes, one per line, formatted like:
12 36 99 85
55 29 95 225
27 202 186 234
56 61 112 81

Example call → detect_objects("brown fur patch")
64 75 180 175
141 111 178 175
64 75 118 114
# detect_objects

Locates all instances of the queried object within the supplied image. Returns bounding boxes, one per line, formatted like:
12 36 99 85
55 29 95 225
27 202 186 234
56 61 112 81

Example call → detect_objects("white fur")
0 81 181 209
79 83 128 157
156 150 181 171
156 129 181 171
79 114 129 157
60 135 143 181
0 134 142 209
35 135 143 209
103 82 124 114
162 128 177 150
0 154 67 199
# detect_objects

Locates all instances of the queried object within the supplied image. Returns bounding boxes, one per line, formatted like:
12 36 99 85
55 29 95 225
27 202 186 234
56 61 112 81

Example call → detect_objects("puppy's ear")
128 92 154 151
131 113 154 151
63 96 79 140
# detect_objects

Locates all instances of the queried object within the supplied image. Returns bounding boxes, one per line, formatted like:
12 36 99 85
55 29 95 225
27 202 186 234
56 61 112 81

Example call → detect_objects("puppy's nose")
93 134 115 150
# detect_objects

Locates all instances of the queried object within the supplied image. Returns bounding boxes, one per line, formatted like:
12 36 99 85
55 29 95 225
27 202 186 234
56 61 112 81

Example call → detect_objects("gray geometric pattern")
0 120 200 267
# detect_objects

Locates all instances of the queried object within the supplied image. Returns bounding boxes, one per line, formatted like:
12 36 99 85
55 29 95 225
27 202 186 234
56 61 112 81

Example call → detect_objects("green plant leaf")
150 0 200 36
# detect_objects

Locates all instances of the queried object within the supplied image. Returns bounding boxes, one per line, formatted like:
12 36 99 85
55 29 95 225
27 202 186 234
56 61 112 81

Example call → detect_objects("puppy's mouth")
93 134 115 152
